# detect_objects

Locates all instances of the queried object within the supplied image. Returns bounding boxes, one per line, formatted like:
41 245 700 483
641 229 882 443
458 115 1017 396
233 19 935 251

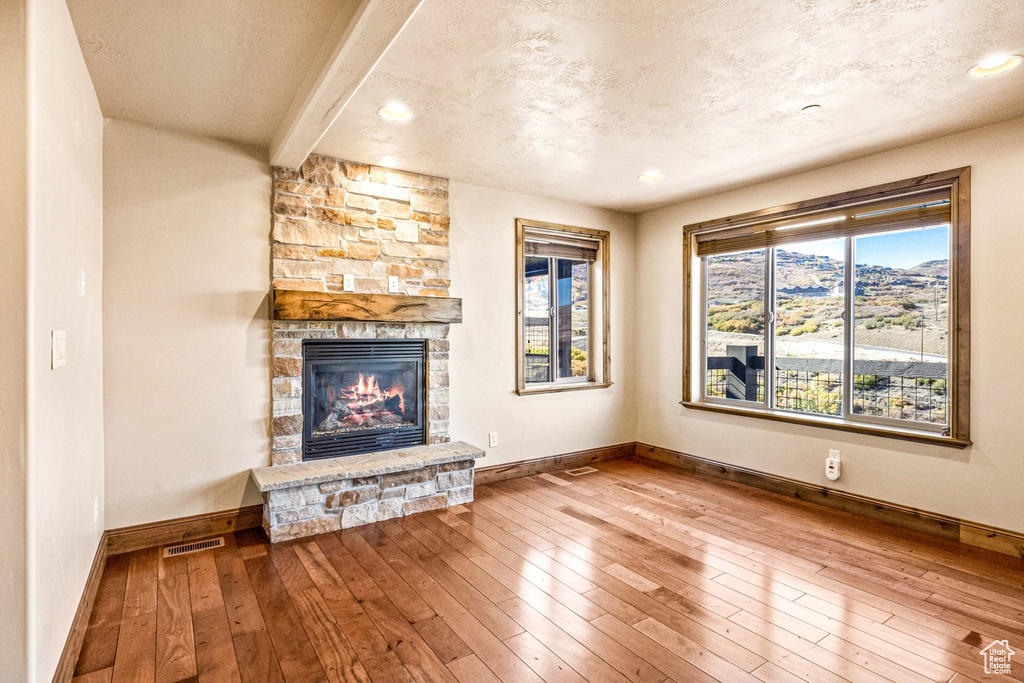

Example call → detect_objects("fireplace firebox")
302 339 427 460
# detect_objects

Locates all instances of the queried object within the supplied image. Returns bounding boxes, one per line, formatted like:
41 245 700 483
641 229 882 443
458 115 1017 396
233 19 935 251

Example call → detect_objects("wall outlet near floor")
488 432 498 448
388 276 400 293
343 273 355 292
825 450 841 481
52 330 67 369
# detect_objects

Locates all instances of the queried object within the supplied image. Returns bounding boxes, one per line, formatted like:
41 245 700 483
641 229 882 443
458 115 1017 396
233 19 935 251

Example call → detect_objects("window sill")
517 381 613 396
679 400 970 449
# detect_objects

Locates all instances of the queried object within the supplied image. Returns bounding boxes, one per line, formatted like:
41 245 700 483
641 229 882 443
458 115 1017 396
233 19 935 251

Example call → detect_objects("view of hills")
705 248 950 423
710 250 948 302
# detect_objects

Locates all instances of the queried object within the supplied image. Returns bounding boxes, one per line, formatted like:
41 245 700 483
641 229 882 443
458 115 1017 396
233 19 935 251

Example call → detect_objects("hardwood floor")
73 457 1024 683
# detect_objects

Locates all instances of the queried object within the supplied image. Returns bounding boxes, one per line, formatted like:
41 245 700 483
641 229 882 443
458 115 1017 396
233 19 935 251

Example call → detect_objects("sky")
782 224 949 269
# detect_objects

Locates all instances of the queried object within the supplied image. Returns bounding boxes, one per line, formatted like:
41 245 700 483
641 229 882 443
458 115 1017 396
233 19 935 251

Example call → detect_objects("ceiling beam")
269 0 424 169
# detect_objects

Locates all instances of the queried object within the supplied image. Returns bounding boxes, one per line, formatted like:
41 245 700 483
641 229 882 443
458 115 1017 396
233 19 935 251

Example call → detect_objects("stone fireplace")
250 155 484 542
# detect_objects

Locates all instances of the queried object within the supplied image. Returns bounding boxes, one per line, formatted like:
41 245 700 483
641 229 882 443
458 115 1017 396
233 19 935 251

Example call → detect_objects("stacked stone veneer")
270 155 454 466
271 322 451 465
252 442 482 542
271 154 450 296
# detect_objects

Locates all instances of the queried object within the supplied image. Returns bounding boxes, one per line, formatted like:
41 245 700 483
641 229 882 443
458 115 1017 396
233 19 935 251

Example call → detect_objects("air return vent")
565 466 598 476
162 537 224 558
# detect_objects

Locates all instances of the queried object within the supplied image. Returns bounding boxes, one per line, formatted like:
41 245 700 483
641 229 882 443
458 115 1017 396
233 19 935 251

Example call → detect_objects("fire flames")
316 372 411 435
327 373 405 414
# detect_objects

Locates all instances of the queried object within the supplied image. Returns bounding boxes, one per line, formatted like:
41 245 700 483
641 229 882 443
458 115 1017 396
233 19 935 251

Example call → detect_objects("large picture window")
684 169 970 446
516 219 611 394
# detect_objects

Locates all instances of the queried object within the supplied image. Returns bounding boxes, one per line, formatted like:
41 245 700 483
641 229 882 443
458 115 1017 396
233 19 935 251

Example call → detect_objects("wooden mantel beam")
269 0 425 169
273 290 462 324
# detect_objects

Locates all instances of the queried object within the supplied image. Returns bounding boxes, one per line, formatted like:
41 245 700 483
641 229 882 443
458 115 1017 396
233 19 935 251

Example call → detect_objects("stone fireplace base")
250 441 484 542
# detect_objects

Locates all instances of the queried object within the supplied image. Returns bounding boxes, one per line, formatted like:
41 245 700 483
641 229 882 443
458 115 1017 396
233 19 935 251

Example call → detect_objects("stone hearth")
251 441 484 542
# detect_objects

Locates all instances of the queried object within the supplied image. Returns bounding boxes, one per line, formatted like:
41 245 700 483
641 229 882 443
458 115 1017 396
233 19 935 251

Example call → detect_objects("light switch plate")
388 276 400 293
52 331 67 369
343 274 355 292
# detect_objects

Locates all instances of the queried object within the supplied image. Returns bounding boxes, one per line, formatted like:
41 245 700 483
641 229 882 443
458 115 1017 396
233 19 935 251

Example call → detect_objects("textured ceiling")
69 0 1024 212
314 0 1024 212
67 0 349 146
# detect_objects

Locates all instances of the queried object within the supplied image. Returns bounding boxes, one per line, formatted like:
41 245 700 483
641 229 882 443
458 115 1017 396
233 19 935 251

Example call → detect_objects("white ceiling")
67 0 349 146
71 0 1024 212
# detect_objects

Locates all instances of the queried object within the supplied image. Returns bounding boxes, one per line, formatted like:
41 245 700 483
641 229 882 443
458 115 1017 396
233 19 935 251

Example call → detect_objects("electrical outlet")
825 450 841 481
51 331 67 369
343 273 355 292
80 268 86 297
388 276 400 293
488 432 498 448
94 496 100 524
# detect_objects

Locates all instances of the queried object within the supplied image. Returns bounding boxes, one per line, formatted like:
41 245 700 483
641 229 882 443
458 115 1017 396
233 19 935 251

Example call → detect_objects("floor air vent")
565 466 598 476
162 537 224 558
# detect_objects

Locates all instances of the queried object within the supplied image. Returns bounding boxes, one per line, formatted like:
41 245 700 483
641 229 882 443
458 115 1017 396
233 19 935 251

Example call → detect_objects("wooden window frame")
681 168 971 447
516 218 612 395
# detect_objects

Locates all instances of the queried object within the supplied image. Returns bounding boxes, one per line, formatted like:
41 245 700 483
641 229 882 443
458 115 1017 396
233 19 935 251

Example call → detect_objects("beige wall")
103 119 272 528
635 116 1024 533
0 0 29 676
448 182 637 467
102 112 1022 539
23 0 106 679
101 147 638 527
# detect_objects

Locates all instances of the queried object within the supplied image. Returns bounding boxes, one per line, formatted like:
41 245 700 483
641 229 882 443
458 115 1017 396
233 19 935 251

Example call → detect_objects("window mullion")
842 237 854 419
700 258 709 401
549 257 557 380
588 259 596 381
765 248 775 409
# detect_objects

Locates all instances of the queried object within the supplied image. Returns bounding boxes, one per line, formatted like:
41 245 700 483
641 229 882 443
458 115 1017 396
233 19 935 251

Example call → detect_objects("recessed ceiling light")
378 103 413 121
379 156 399 167
801 104 822 112
638 170 663 182
969 54 1022 78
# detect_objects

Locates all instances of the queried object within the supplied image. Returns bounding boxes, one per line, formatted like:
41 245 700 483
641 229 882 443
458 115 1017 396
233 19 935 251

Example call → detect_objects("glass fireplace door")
302 339 427 459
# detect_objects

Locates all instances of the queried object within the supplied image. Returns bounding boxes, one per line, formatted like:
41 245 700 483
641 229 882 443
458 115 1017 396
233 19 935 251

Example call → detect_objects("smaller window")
516 219 611 394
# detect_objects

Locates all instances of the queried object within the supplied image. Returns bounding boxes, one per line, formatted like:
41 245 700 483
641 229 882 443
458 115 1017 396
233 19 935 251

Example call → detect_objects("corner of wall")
25 0 106 678
103 119 272 529
626 210 642 445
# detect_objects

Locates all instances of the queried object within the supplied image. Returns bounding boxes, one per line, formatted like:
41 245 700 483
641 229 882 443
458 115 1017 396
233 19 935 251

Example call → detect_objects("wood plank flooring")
73 457 1024 682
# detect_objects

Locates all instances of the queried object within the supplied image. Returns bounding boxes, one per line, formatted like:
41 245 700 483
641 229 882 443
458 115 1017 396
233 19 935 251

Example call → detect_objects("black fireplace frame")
301 338 428 460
